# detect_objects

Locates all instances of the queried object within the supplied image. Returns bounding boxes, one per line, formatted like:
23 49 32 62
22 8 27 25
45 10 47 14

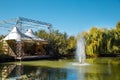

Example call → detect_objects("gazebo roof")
25 28 45 41
3 26 32 41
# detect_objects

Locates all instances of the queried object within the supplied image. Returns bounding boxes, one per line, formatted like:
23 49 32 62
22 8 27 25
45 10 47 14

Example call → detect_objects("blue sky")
0 0 120 36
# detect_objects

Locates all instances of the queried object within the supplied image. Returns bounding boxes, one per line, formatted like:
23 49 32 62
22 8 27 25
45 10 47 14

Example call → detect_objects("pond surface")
0 57 120 80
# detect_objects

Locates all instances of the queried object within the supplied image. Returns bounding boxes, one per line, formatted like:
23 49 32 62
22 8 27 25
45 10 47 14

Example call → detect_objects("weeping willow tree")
81 22 120 57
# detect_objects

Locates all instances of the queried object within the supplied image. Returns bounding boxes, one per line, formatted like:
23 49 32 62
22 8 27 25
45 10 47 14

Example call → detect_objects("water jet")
72 36 89 66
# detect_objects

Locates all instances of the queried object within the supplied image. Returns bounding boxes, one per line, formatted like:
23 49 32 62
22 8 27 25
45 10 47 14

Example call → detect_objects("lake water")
0 57 120 80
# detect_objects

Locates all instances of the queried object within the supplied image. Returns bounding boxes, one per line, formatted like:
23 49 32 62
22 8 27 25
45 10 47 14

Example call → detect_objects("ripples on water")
0 58 120 80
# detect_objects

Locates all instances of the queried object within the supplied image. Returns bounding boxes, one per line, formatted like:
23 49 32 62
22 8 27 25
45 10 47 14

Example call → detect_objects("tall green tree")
37 29 76 58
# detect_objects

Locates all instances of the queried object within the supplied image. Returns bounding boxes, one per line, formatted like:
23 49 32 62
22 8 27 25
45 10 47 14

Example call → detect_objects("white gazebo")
2 26 32 57
2 27 48 57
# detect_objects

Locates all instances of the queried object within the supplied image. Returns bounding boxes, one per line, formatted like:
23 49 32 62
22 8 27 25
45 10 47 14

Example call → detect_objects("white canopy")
3 26 32 41
25 28 45 41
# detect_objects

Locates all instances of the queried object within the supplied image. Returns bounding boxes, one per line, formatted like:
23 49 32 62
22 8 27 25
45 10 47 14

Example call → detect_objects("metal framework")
0 17 52 31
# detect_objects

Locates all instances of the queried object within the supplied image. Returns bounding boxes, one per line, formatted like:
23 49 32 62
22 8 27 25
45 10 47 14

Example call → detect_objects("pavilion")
2 26 48 59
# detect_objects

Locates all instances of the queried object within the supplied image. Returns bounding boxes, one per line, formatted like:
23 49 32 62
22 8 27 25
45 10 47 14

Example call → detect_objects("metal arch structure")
0 17 52 31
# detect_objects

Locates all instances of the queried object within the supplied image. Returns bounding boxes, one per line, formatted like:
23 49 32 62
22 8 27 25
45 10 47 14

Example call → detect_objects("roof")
25 28 45 41
3 26 32 41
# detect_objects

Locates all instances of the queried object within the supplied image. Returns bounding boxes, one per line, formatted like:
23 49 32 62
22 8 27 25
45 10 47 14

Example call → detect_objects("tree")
82 22 120 57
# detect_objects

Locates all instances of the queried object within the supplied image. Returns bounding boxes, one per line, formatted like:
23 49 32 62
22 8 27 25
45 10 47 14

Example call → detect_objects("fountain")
76 37 86 63
72 36 89 66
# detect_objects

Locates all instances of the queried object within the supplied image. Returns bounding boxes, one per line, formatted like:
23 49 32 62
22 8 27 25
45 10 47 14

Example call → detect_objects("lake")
0 57 120 80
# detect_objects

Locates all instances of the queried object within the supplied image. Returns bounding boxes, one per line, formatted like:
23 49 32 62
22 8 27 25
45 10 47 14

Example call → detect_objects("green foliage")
36 22 120 58
116 22 120 30
37 29 76 57
82 22 120 57
0 22 120 58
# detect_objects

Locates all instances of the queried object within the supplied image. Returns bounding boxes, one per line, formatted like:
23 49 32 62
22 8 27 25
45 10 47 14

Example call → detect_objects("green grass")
5 59 73 68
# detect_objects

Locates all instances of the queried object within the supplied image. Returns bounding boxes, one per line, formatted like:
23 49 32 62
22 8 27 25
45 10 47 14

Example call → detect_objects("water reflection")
1 64 16 80
74 57 120 80
0 64 67 80
0 58 120 80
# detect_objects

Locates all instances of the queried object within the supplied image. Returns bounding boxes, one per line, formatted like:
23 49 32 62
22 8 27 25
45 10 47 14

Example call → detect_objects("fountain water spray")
76 37 86 63
72 36 89 66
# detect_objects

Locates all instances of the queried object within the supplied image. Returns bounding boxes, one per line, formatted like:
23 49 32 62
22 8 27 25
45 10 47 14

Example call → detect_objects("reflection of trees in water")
22 67 67 80
46 68 67 80
77 64 120 80
1 62 120 80
0 64 67 80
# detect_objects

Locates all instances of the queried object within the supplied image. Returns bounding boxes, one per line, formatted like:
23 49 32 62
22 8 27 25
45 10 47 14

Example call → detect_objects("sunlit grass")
5 59 73 68
3 57 120 69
